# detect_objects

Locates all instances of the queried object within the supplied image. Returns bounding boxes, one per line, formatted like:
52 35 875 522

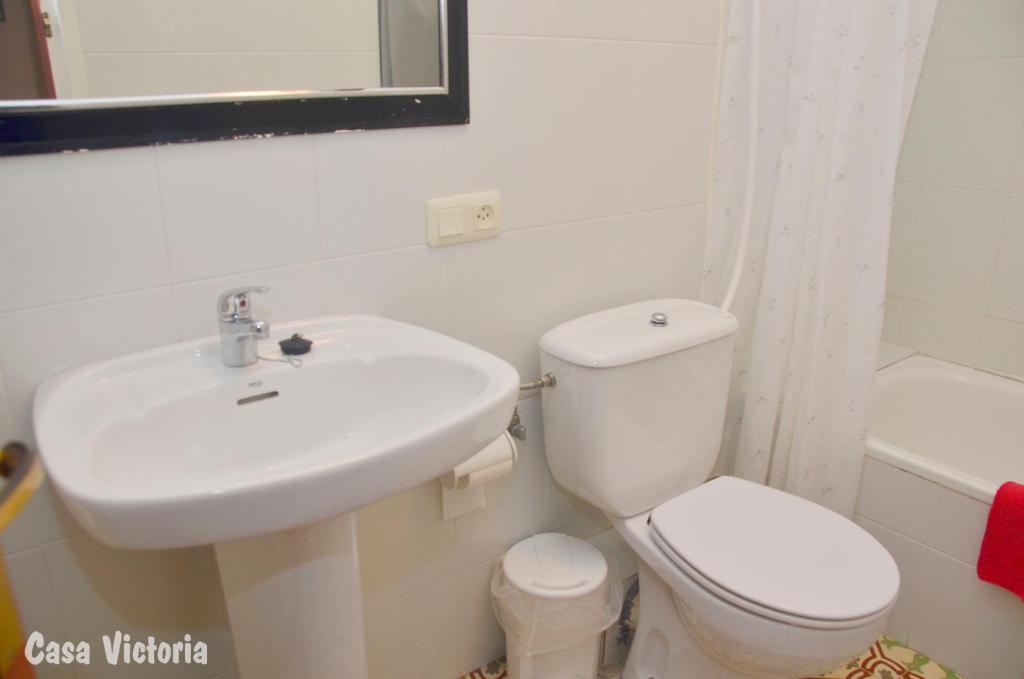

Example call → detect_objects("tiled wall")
52 0 380 97
855 457 1024 679
0 2 722 678
884 0 1024 379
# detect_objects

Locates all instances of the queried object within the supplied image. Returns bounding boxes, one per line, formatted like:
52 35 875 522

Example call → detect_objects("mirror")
0 0 467 155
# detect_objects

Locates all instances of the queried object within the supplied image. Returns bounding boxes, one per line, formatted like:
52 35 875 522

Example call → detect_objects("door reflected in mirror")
0 0 442 103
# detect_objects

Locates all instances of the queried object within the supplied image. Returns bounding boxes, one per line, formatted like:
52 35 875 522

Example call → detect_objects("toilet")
538 299 899 679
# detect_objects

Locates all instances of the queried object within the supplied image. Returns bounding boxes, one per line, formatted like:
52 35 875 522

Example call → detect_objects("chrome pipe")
519 373 556 392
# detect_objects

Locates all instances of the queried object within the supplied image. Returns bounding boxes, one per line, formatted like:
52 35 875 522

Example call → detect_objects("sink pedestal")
215 512 368 679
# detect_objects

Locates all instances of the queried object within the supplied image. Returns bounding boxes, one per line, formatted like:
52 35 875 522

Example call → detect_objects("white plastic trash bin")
492 533 623 679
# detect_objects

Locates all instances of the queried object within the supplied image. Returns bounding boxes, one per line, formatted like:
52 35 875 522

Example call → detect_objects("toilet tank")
539 299 738 519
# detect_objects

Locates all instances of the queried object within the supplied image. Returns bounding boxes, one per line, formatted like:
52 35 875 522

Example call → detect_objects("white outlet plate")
426 191 503 246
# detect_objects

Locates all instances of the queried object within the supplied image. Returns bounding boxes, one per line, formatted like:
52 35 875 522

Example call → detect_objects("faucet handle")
217 286 269 321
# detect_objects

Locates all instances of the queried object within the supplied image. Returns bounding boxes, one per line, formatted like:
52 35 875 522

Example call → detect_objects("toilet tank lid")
539 299 738 368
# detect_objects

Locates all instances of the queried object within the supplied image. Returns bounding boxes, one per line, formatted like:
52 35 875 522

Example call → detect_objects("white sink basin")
34 314 519 550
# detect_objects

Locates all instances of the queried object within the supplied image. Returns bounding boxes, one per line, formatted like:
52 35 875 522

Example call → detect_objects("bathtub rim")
866 352 1024 506
864 436 995 505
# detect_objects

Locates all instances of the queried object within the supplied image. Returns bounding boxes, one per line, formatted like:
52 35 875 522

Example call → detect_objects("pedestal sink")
33 314 519 679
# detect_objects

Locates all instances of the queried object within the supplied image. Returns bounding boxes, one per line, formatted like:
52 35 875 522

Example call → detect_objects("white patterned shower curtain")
701 1 936 516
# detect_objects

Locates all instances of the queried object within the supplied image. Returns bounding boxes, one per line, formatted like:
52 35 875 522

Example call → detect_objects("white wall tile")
0 148 168 312
896 60 939 182
904 186 1006 312
332 52 383 89
445 36 559 231
171 262 324 340
924 58 1024 191
365 577 461 679
446 228 551 381
629 205 708 300
544 216 642 325
897 300 985 365
455 559 504 672
258 0 378 53
6 548 74 679
988 195 1024 323
643 0 722 45
168 0 264 53
7 547 64 638
0 501 40 555
890 14 1024 373
316 128 444 258
321 246 449 333
467 0 554 37
853 516 930 644
74 0 379 95
0 288 178 440
928 0 1024 58
929 488 988 567
0 365 43 556
882 296 904 345
886 182 922 299
911 549 1024 679
0 367 13 445
260 52 380 91
83 54 179 98
552 0 645 41
357 481 457 611
551 40 715 222
43 535 235 679
877 341 915 370
1014 134 1024 194
158 137 320 282
626 42 716 213
978 317 1024 379
588 529 639 580
855 458 941 543
76 0 175 53
176 54 265 94
30 480 84 544
454 398 547 571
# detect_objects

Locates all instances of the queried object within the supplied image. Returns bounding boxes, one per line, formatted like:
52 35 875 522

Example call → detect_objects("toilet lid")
650 477 899 623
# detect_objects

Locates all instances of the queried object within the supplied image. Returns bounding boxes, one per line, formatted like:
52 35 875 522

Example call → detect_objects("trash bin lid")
502 533 608 599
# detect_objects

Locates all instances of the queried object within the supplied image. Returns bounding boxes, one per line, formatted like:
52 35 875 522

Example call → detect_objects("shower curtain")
701 1 936 516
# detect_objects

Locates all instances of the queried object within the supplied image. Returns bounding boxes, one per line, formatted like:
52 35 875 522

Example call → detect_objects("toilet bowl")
612 477 898 679
537 299 902 679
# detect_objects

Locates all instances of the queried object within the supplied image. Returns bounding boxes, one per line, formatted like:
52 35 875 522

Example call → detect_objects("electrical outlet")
474 203 498 231
426 191 503 246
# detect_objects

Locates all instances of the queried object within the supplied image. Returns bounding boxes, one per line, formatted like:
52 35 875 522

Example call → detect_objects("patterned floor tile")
459 637 964 679
812 637 964 679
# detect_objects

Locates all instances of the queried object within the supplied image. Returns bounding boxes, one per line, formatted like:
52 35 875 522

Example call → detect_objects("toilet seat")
649 476 899 630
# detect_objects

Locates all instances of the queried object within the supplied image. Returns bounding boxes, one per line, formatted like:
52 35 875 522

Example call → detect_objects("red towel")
977 481 1024 600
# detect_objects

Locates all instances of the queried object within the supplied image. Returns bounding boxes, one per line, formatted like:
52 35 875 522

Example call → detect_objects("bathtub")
868 354 1024 503
856 353 1024 679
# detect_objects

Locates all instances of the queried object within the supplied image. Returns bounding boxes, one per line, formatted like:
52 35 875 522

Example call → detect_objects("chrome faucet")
217 287 270 367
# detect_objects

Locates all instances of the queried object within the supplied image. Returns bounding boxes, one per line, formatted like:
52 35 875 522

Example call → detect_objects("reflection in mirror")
0 0 442 103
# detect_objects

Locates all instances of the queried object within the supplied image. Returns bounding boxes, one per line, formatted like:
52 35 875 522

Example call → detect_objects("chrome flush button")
650 312 669 327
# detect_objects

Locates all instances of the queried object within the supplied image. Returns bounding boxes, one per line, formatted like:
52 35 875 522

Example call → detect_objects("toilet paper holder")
440 431 519 520
439 373 555 520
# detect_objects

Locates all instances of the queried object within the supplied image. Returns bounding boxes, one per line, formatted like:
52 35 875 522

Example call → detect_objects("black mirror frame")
0 0 467 156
